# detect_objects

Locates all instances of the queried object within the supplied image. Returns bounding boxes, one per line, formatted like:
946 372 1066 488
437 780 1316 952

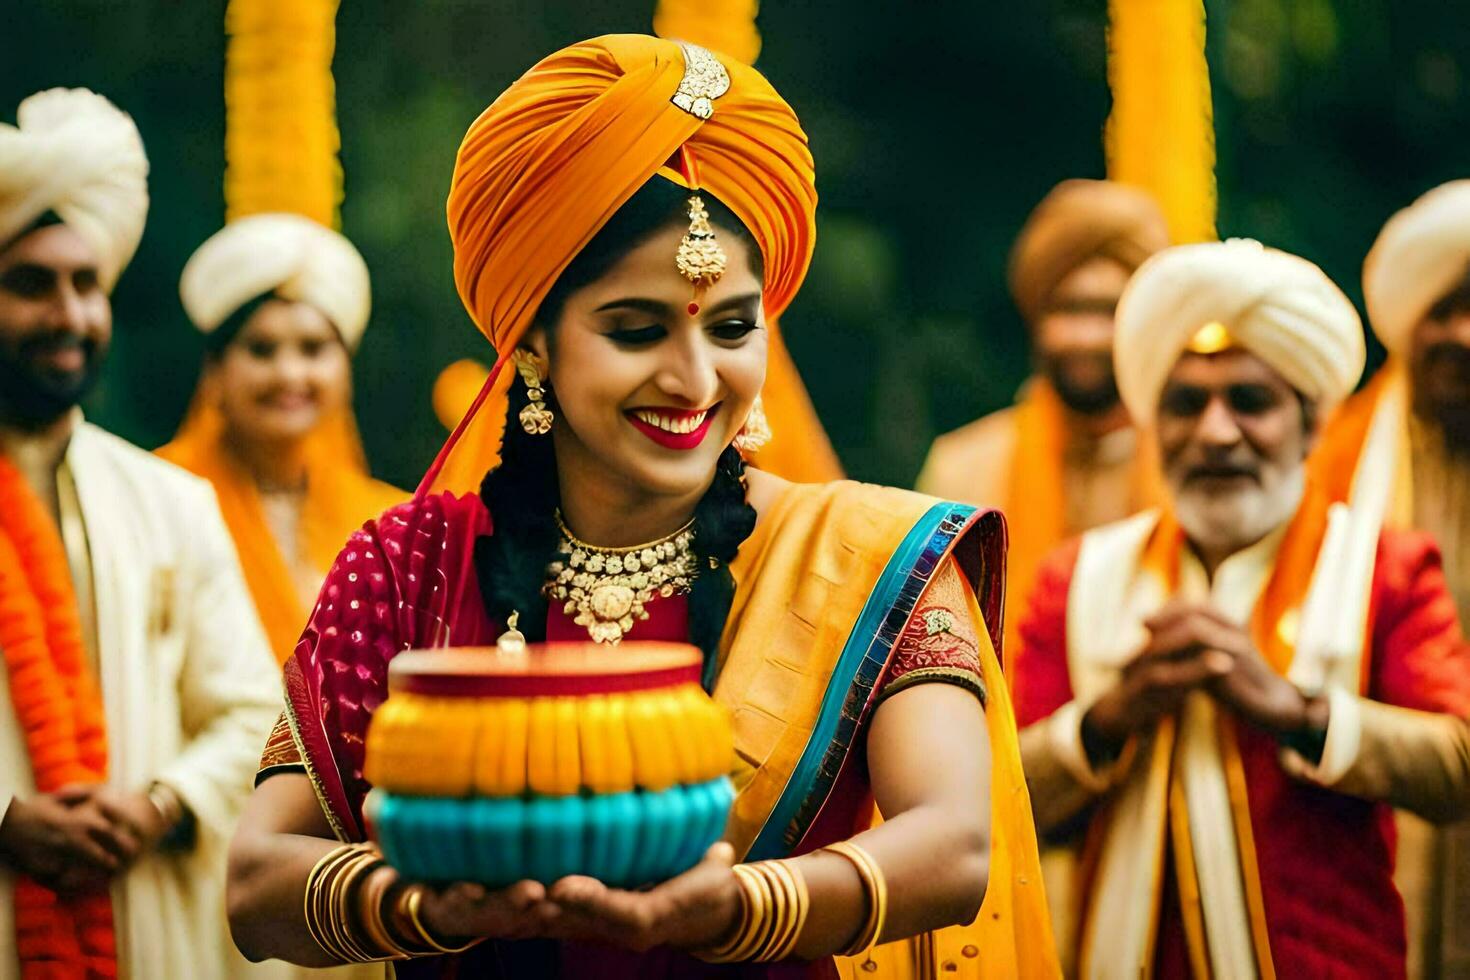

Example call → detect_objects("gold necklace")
543 511 698 644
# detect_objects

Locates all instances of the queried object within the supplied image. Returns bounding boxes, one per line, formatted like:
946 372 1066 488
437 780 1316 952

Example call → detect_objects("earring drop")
512 349 553 435
733 394 772 455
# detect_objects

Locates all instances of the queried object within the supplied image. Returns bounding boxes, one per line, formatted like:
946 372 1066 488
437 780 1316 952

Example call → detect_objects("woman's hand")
416 879 561 943
544 842 741 952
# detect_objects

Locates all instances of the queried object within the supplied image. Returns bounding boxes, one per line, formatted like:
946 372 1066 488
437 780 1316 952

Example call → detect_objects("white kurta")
0 422 282 979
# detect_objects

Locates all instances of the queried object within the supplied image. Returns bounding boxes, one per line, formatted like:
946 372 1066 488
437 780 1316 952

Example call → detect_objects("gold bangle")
693 858 811 964
694 863 766 963
330 851 382 962
145 781 183 828
356 866 413 960
305 846 369 961
824 840 888 957
399 885 483 955
725 865 771 962
303 844 408 963
762 859 809 962
694 866 753 962
850 842 888 954
302 848 339 956
749 863 787 961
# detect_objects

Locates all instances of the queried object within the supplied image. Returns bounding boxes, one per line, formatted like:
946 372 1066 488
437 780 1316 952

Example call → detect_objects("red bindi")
687 302 700 316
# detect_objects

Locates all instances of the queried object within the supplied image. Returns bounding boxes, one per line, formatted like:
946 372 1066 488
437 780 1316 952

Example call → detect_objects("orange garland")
0 455 115 978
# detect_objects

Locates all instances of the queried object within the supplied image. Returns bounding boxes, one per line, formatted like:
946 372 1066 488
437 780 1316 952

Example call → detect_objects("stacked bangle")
356 866 405 956
823 840 888 956
304 844 407 962
694 859 810 963
303 844 481 962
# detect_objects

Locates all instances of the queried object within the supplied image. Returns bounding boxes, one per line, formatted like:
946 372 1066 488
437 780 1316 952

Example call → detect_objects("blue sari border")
745 501 980 860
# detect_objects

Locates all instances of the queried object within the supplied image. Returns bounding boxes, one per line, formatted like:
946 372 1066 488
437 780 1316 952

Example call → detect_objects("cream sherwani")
0 420 281 979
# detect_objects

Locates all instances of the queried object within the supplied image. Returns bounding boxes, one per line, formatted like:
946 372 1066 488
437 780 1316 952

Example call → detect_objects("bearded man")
1013 238 1470 978
917 179 1169 657
0 89 279 978
1311 179 1470 978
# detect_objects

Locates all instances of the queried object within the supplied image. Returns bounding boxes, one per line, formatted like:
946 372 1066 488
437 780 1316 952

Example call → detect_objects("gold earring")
733 394 771 455
512 349 553 435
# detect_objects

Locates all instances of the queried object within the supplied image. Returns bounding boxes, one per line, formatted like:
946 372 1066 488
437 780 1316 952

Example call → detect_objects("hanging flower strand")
224 0 343 227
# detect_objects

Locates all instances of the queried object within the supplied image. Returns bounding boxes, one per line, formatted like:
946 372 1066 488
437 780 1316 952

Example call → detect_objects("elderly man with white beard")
1009 238 1470 979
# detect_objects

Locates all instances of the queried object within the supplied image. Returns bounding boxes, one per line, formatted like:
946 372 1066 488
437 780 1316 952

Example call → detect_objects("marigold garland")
1105 0 1217 243
0 456 115 977
653 0 761 66
224 0 343 226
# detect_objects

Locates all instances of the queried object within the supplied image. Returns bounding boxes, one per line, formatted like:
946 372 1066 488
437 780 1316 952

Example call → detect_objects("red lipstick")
625 404 719 451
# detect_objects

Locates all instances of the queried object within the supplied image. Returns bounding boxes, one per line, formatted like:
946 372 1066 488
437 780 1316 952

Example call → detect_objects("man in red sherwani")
1012 238 1470 979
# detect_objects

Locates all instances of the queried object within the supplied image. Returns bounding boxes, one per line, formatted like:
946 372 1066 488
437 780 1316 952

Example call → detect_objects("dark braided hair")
477 179 760 687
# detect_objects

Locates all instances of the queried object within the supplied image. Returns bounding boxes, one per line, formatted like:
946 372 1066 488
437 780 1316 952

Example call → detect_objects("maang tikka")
675 194 728 294
668 44 732 314
512 349 553 435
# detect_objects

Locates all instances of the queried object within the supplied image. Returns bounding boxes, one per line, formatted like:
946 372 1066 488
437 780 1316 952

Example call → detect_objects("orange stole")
718 481 1058 979
0 457 116 978
1003 379 1161 670
159 398 405 664
1309 363 1398 506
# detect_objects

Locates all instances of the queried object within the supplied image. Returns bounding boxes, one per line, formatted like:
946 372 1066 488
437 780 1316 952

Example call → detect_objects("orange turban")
422 35 817 494
1008 178 1169 325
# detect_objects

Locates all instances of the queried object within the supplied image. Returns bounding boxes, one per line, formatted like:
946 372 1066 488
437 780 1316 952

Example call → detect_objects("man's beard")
1414 342 1470 454
0 332 103 429
1174 466 1306 559
1042 352 1121 417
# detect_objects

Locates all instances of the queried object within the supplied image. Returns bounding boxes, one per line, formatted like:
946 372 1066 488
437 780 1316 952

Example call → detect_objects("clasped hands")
409 841 743 954
0 784 175 893
1081 600 1331 765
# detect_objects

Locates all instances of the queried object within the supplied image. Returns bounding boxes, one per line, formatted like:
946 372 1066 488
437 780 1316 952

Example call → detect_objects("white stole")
1069 491 1378 978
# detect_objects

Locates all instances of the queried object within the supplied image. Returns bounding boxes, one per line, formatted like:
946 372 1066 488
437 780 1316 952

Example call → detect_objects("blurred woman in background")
159 214 405 665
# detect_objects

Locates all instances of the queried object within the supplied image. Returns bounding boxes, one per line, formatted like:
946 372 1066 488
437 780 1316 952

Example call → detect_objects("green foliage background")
3 1 1467 489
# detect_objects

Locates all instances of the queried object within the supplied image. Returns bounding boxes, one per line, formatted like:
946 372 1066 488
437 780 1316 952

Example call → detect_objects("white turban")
0 88 149 292
1115 238 1365 423
180 213 371 350
1363 180 1470 354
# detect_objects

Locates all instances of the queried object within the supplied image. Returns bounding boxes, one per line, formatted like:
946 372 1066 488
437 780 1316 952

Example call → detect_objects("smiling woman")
224 34 1057 980
158 214 406 663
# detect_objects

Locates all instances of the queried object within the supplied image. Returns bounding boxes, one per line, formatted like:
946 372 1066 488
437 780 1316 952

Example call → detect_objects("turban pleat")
0 89 149 291
1008 178 1170 324
1363 179 1470 354
179 213 372 349
1114 239 1364 423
